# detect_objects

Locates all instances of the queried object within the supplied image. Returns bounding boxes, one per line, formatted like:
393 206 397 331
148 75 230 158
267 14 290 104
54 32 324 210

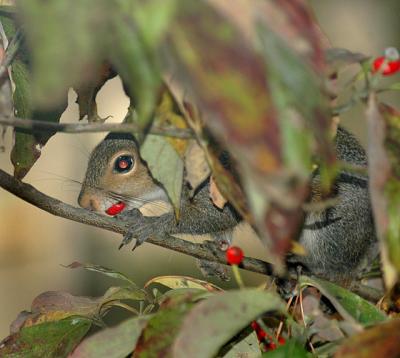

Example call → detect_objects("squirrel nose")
78 191 101 212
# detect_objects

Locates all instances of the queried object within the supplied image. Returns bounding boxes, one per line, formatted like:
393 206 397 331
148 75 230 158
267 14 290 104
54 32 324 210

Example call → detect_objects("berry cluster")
372 47 400 76
251 321 285 351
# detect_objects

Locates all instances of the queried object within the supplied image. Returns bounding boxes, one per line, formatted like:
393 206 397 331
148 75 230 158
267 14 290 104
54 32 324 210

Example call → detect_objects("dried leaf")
184 140 210 193
335 318 400 358
144 275 222 292
9 291 101 332
210 175 227 209
161 0 333 263
154 90 189 157
366 98 400 288
74 62 116 123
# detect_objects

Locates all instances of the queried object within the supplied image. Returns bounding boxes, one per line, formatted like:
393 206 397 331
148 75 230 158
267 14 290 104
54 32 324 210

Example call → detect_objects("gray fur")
83 128 377 283
294 127 377 281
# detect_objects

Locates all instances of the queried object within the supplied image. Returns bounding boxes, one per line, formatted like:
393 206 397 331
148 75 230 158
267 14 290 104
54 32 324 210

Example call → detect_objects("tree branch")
0 116 194 139
0 168 273 276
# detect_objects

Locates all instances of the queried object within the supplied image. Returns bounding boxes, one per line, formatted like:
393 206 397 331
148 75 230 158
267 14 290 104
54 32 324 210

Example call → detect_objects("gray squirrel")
78 127 378 283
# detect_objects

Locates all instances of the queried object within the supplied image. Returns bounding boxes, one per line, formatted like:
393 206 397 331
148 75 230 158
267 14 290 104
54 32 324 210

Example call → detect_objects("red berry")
266 342 277 351
372 56 400 76
226 246 244 265
256 330 267 341
106 202 126 216
278 336 286 345
251 321 259 331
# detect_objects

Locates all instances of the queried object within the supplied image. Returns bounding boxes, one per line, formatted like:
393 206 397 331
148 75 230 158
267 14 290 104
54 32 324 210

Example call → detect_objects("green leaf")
134 302 195 357
385 179 400 276
65 262 138 288
140 135 183 216
324 48 369 74
16 0 109 107
99 286 147 313
300 276 387 326
172 289 286 358
109 4 161 132
3 15 68 178
130 0 178 49
0 317 91 357
71 316 149 358
0 7 17 37
257 24 336 185
262 339 308 358
155 288 212 307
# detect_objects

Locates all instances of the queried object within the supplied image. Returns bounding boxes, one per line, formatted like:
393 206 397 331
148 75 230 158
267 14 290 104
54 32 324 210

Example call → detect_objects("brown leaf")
74 62 117 123
144 275 222 292
335 318 400 358
161 0 332 264
9 291 101 332
154 90 190 157
184 140 211 193
209 175 227 209
301 288 344 343
366 97 400 288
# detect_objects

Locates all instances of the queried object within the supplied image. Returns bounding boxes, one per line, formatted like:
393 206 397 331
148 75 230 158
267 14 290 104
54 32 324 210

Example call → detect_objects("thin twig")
0 168 273 276
0 116 194 139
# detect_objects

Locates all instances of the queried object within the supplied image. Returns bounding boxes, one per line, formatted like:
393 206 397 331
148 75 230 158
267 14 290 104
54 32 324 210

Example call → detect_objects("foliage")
0 264 393 357
0 0 400 357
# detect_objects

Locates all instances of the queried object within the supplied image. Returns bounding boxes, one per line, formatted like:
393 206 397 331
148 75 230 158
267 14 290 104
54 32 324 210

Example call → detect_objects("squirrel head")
78 132 168 215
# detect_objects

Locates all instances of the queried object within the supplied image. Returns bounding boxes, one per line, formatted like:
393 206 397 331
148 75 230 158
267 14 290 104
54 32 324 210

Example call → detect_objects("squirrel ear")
104 132 137 143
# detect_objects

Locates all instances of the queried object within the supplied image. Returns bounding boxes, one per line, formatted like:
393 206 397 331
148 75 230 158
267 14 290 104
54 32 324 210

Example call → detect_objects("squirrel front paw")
118 211 175 251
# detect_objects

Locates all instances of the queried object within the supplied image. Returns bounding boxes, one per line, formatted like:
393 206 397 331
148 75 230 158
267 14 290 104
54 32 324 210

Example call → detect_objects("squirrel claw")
118 231 134 250
131 239 142 251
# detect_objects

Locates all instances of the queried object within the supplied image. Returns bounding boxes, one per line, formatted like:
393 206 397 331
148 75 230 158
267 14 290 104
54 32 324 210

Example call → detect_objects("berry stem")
232 264 244 288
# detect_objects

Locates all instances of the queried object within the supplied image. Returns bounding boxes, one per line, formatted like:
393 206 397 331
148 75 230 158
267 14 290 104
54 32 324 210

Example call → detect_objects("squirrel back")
294 127 377 282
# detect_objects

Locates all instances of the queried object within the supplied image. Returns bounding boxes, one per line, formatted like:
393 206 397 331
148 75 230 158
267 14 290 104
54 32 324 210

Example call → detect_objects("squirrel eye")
114 155 134 173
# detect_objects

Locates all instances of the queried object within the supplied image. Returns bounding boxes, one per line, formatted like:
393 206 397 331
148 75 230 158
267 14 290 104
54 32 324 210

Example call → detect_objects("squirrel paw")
118 211 175 251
